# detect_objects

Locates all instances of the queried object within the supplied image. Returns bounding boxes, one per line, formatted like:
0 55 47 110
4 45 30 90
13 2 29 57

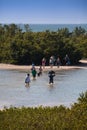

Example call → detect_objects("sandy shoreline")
0 60 87 71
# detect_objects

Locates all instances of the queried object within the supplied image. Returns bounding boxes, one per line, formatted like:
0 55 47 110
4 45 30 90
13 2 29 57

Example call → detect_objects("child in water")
38 66 43 76
25 73 30 86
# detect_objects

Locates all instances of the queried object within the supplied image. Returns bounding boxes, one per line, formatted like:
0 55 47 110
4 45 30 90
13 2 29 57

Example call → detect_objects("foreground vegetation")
0 91 87 130
0 24 87 65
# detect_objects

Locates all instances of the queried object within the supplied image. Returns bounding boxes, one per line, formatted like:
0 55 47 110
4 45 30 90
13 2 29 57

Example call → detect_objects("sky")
0 0 87 24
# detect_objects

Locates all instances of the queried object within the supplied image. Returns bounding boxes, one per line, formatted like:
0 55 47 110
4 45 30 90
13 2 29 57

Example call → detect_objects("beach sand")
0 60 87 71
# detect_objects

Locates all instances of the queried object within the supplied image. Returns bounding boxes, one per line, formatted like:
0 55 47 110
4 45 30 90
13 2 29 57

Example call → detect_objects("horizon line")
0 22 87 25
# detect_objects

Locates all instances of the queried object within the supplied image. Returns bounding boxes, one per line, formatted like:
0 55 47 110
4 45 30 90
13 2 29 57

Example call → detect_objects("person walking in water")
38 65 43 76
48 70 55 85
25 73 30 86
31 67 37 80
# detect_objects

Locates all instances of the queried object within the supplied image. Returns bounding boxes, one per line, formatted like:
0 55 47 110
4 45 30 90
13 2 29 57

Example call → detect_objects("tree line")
0 24 87 65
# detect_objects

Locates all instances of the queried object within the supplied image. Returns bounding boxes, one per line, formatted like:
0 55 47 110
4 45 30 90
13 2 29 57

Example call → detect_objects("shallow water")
0 68 87 109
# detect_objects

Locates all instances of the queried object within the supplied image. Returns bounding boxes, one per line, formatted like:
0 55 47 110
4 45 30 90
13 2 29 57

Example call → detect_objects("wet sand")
0 60 87 71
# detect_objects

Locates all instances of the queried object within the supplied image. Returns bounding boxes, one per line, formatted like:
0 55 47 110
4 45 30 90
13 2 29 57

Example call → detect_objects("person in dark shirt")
48 70 55 84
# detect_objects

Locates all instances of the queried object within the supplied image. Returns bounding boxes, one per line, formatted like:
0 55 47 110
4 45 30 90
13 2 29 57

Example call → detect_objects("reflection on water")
0 68 87 109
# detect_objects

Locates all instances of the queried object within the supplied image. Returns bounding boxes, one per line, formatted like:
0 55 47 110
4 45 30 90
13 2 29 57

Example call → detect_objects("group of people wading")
25 54 70 86
25 64 43 86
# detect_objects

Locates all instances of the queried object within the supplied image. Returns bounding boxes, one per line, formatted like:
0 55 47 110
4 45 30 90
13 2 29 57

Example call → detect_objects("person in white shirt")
25 73 30 86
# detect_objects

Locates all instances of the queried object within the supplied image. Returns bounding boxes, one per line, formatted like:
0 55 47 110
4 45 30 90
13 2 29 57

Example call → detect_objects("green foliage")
78 91 87 103
0 91 87 130
0 24 87 65
73 26 86 36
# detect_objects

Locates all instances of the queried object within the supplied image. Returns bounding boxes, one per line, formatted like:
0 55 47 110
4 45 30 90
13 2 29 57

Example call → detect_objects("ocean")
18 23 87 32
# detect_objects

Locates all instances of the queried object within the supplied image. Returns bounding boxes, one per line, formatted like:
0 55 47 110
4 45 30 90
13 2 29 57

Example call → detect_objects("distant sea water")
18 24 87 32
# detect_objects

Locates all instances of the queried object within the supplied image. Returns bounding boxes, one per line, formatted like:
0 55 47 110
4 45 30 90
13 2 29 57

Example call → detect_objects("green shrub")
0 91 87 130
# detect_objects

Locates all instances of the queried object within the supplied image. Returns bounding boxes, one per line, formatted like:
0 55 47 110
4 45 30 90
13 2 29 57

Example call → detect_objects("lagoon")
0 68 87 109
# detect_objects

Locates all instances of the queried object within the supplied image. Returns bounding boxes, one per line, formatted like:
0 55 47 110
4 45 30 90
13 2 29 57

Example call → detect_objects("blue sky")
0 0 87 24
